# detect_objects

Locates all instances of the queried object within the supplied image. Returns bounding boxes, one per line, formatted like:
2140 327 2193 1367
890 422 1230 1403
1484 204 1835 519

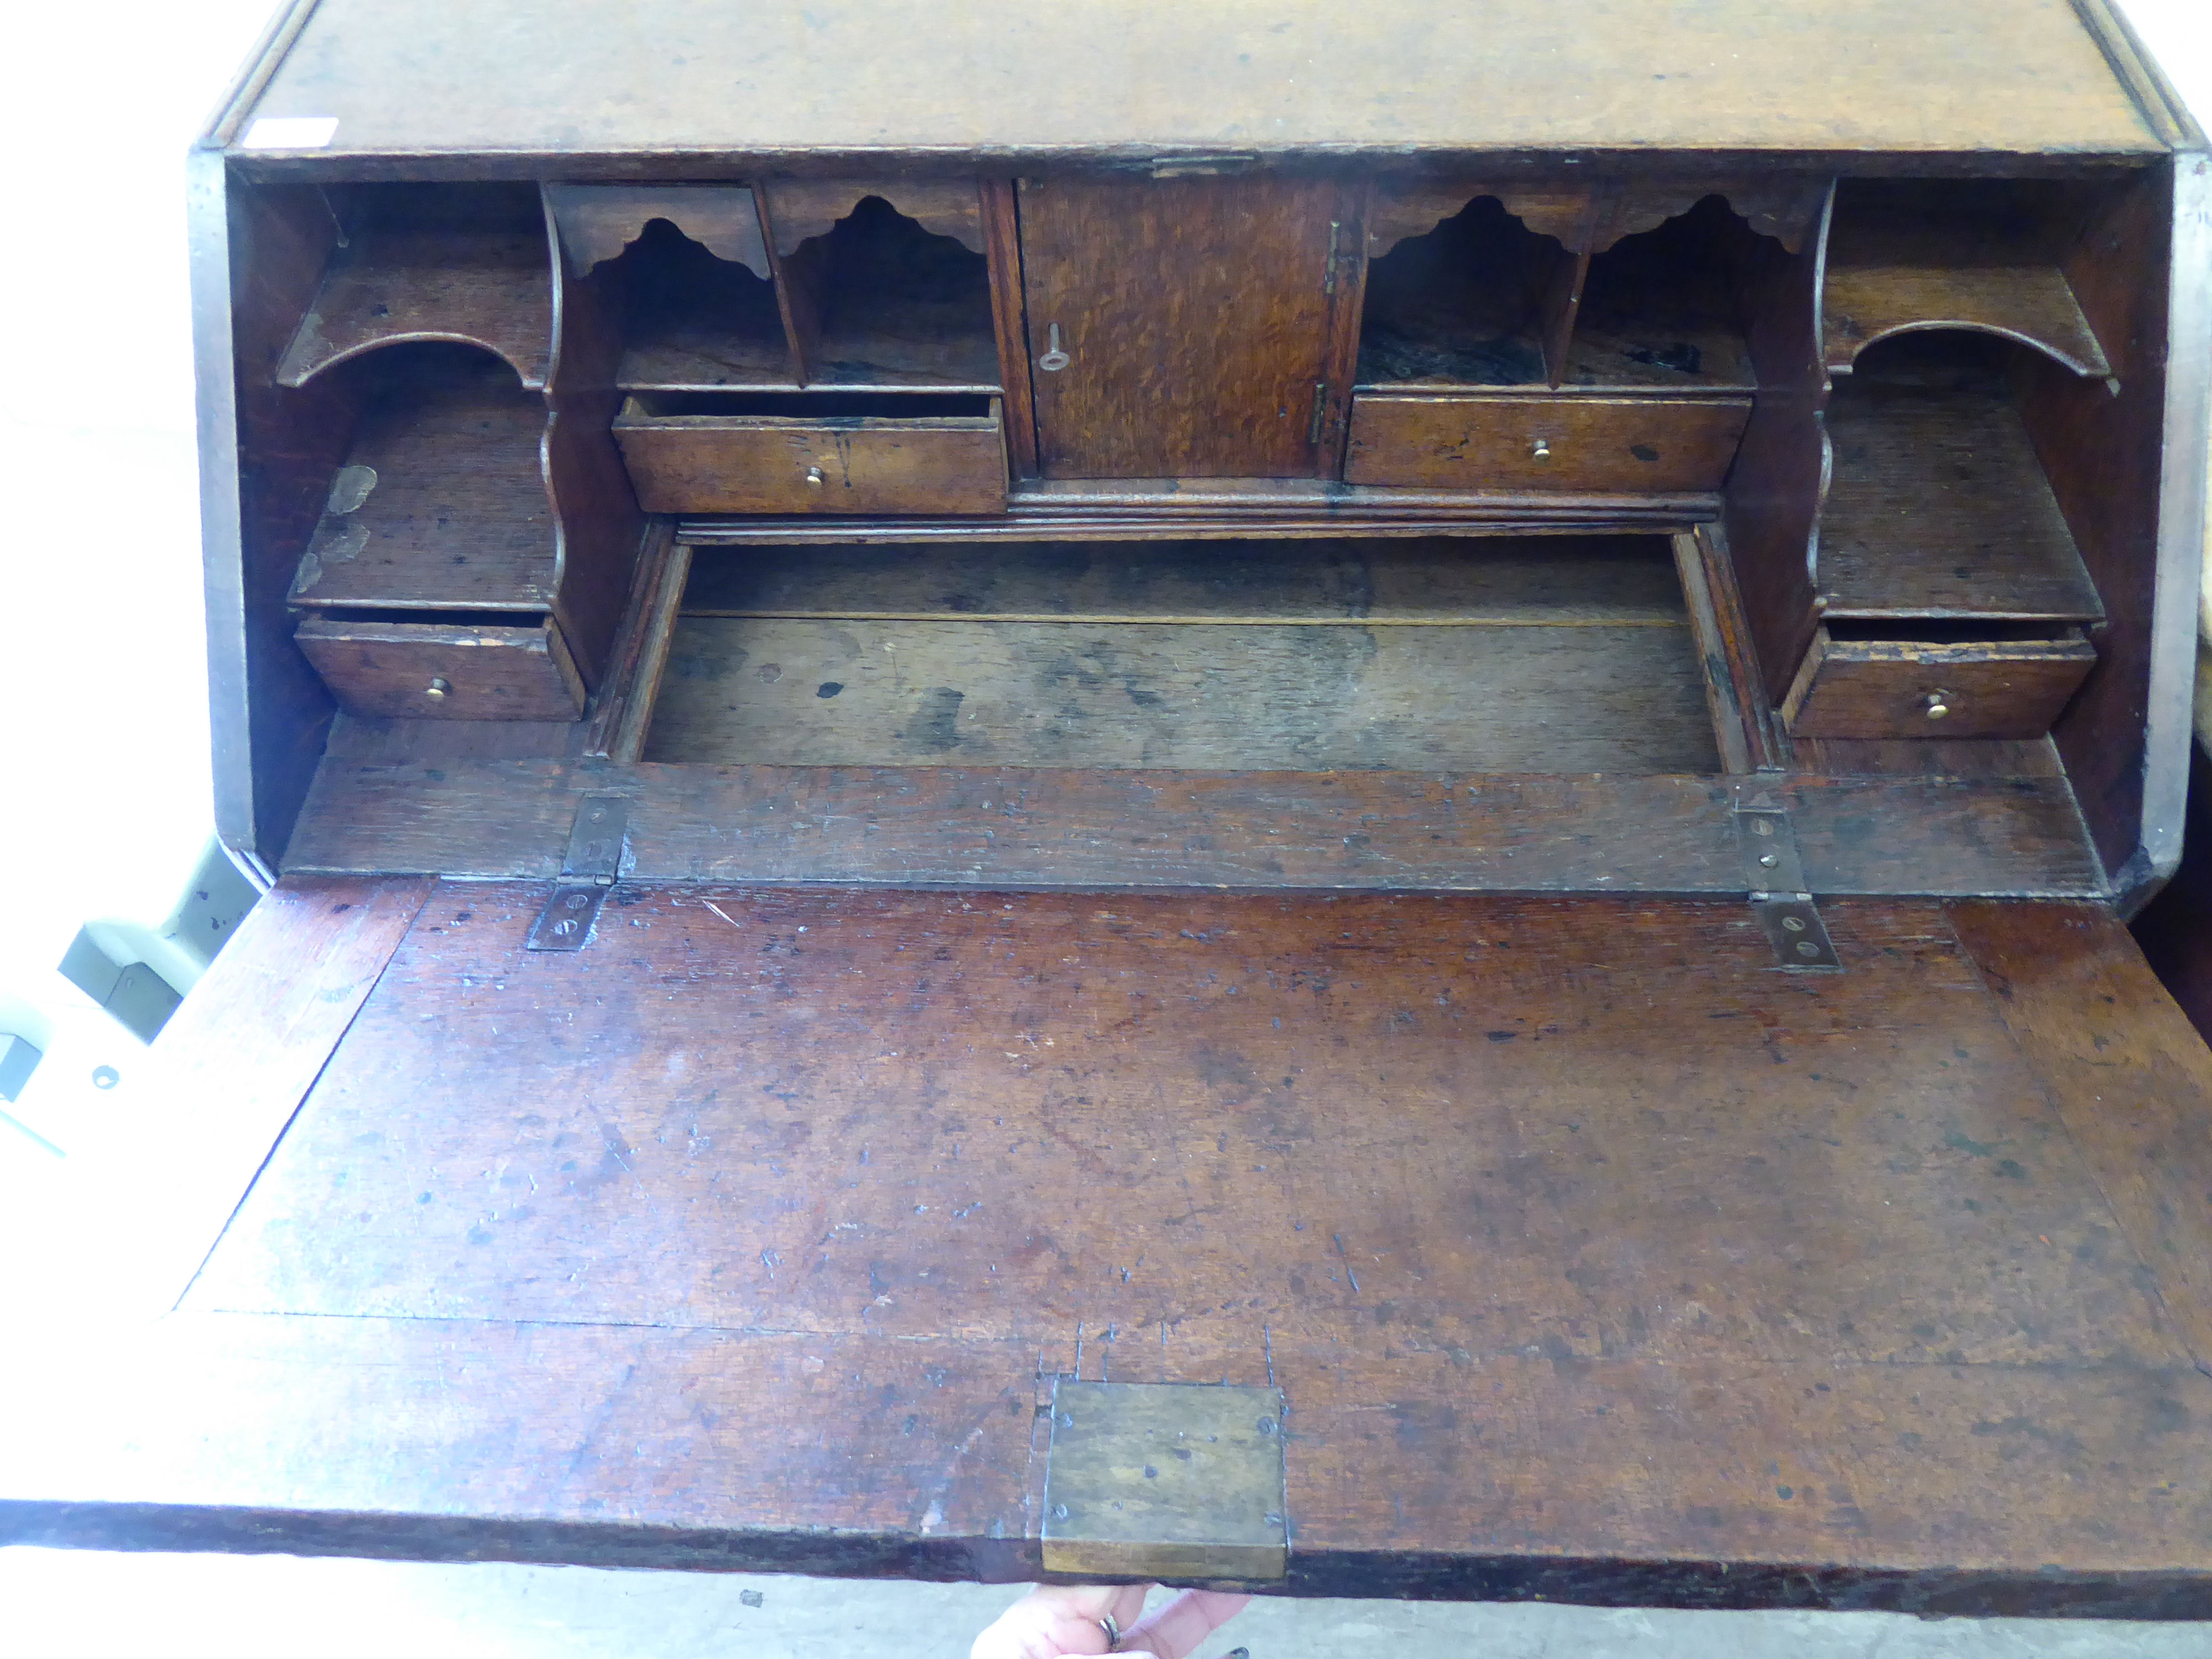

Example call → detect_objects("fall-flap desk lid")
7 874 2212 1616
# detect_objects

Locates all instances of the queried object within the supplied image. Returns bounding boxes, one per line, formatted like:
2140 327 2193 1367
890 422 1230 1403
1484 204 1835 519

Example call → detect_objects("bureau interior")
640 536 1721 773
235 164 2170 865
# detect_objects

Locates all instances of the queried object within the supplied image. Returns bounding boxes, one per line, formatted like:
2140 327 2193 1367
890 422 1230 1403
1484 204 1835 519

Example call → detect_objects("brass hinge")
1733 782 1841 971
1323 219 1341 295
1041 1380 1288 1582
525 794 629 951
1307 381 1329 446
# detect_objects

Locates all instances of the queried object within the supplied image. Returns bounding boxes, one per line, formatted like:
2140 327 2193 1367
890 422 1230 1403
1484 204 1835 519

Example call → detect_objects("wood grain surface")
676 536 1689 624
12 889 2212 1612
1715 201 1830 704
275 226 554 390
544 183 770 278
1021 178 1337 479
1345 395 1749 493
1782 629 2096 741
284 356 557 612
1949 899 2212 1374
297 617 586 722
614 401 1008 515
1819 370 2104 622
233 0 2162 159
281 759 2105 899
653 535 1713 773
645 617 1718 773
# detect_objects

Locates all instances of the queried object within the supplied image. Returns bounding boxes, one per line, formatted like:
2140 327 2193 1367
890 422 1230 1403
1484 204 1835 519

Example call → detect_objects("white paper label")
241 116 340 150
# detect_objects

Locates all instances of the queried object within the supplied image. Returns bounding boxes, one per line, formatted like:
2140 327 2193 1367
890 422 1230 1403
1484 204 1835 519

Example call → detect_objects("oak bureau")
7 0 2212 1621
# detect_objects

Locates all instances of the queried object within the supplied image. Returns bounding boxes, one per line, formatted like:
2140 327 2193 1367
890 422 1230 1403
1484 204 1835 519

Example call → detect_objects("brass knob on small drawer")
1923 689 1954 721
1531 438 1552 461
805 466 825 489
426 677 452 701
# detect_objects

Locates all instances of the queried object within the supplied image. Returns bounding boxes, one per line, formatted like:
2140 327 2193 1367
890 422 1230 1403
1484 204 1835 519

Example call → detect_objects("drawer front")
1782 629 2096 740
298 617 586 721
1344 394 1751 492
615 411 1007 515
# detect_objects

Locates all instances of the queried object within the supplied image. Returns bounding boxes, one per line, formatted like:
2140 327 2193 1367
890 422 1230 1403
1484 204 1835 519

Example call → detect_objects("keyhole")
1038 323 1070 373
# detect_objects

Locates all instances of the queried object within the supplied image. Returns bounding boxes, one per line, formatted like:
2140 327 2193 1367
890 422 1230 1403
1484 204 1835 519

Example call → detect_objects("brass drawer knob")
1531 438 1552 461
1923 689 1954 721
805 466 825 489
426 676 452 701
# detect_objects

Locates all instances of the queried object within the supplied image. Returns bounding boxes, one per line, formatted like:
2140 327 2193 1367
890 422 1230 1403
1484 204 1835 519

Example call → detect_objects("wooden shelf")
780 195 1000 390
1819 342 2104 623
276 226 554 390
287 349 556 613
611 217 796 392
1561 197 1756 392
1355 196 1557 389
1822 180 2113 378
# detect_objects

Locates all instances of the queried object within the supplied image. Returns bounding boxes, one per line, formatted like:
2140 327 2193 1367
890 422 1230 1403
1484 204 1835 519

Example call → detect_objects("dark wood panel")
981 178 1041 480
545 182 769 277
1787 735 2065 779
297 618 586 722
1782 628 2096 740
1716 194 1830 704
677 536 1693 624
581 518 686 761
1346 395 1748 492
614 401 1007 515
281 758 2105 898
15 890 2210 1609
542 212 645 686
644 617 1718 774
284 356 556 612
275 225 554 389
1819 366 2103 622
1020 178 1337 479
1950 898 2212 1372
1822 178 2114 377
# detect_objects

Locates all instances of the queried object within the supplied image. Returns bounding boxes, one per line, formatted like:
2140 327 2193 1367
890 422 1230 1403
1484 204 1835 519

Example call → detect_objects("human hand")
968 1583 1250 1659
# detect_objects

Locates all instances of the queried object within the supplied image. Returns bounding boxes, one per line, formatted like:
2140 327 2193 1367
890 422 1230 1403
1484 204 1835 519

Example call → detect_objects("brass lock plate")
1040 1380 1287 1582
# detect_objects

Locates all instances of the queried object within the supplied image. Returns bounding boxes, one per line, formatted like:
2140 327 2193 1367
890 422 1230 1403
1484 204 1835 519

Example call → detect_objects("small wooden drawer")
297 615 586 721
1782 626 2096 739
1344 394 1751 492
613 393 1007 515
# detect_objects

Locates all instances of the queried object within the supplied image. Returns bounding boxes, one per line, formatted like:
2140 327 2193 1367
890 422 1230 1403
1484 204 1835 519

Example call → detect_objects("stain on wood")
281 759 2107 899
13 889 2202 1608
284 348 556 612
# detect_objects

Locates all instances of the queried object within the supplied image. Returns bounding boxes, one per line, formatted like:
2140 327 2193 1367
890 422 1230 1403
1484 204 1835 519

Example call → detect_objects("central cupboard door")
1019 176 1344 478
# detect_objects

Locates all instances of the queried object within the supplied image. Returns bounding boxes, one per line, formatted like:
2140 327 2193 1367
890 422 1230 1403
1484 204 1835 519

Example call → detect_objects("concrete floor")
3 1552 2208 1659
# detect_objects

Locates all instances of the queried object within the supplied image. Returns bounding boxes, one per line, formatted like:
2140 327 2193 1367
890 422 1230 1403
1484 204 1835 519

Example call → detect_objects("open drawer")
296 614 586 720
1782 624 2097 739
1344 393 1750 492
613 392 1008 514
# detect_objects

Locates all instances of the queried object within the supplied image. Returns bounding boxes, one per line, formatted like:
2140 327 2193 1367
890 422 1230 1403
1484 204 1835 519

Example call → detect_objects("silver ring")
1098 1613 1121 1651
